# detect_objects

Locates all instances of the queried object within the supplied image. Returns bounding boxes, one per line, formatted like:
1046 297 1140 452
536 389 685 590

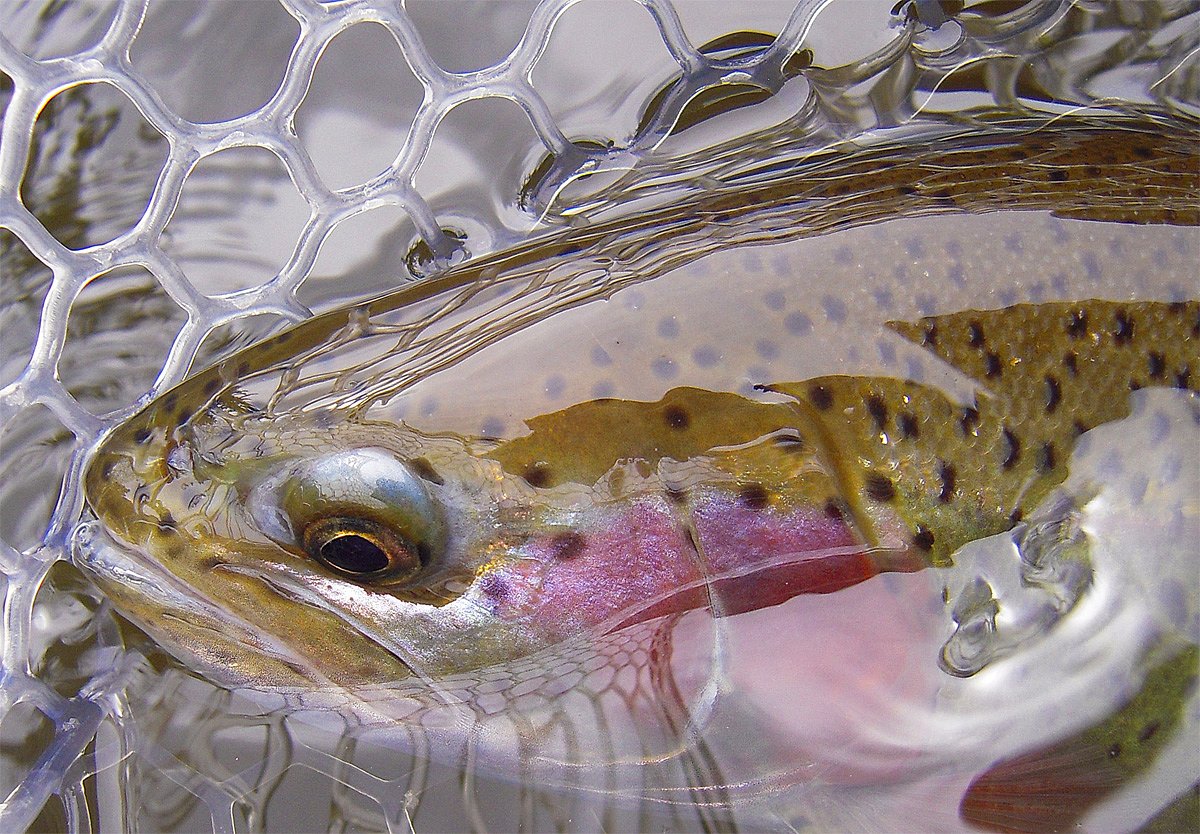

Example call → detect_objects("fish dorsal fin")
888 300 1199 512
770 301 1199 563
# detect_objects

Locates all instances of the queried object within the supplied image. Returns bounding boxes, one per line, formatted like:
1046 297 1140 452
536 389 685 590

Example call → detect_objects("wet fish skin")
491 300 1200 566
79 297 1199 692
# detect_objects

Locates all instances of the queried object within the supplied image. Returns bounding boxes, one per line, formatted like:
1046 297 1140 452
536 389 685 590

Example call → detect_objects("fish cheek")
189 539 421 686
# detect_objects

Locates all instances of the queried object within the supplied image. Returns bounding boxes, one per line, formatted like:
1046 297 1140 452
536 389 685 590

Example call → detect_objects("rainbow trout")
75 113 1198 830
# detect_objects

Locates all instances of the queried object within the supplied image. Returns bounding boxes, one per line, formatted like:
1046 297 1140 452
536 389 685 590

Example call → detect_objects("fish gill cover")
1 1 1198 832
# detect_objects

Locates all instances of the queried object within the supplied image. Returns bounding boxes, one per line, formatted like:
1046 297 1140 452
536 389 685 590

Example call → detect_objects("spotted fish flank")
490 301 1200 569
80 296 1198 691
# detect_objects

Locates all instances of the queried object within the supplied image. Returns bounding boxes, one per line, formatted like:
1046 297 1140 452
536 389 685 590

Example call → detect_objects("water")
2 1 1198 832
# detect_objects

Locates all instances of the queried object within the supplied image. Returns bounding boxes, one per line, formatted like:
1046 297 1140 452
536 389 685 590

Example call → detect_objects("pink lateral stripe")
482 492 909 642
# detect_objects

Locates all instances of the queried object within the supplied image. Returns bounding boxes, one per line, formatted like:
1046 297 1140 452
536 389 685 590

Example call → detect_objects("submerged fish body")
75 113 1199 828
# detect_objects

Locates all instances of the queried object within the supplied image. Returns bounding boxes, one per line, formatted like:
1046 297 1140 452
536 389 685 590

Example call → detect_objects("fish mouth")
71 521 324 688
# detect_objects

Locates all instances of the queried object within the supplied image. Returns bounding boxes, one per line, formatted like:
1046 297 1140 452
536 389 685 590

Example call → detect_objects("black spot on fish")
522 462 553 488
824 497 847 521
409 457 445 486
416 541 433 568
1036 442 1056 473
1138 721 1160 743
1113 309 1134 345
738 483 771 510
203 378 220 396
1107 743 1122 759
1063 351 1078 376
921 322 938 347
866 395 889 429
1085 165 1101 177
1009 507 1024 524
959 405 980 436
967 321 985 348
937 461 957 503
549 532 587 560
132 427 152 445
1147 352 1166 379
1073 420 1089 437
1176 367 1192 390
864 472 895 503
1132 145 1154 160
912 526 935 551
663 405 690 429
773 432 806 453
1044 375 1062 414
1066 309 1088 339
237 361 250 376
101 458 117 478
162 393 178 413
897 411 919 440
983 351 1002 378
198 555 222 571
898 184 918 196
1048 168 1068 182
808 384 834 410
177 405 193 423
1001 427 1021 469
1129 379 1142 392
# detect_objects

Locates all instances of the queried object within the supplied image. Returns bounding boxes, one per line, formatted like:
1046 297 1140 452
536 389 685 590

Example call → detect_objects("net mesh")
1 0 1197 831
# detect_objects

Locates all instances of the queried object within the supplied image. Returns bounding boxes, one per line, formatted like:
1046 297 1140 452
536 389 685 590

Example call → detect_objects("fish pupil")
320 533 390 575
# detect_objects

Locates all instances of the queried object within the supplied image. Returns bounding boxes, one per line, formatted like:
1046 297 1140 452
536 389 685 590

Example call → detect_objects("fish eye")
302 516 424 581
249 448 446 585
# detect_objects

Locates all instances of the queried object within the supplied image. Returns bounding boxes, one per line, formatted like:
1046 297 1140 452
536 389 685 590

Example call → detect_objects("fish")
74 111 1199 830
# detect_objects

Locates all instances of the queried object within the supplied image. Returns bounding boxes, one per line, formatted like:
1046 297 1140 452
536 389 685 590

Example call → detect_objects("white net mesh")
1 0 1197 831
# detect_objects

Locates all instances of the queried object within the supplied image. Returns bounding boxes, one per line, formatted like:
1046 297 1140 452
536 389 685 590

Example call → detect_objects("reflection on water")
2 1 1198 832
